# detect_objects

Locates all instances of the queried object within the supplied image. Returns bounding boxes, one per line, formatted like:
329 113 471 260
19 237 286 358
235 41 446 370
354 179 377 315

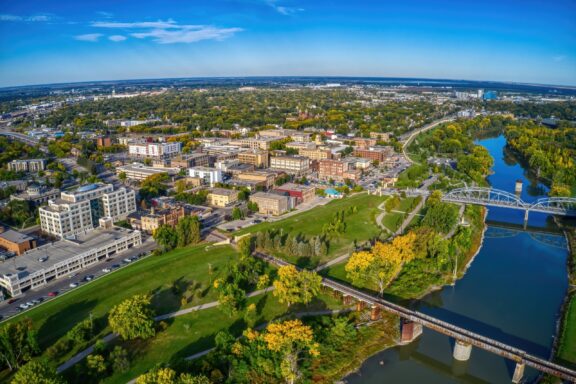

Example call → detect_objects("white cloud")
91 19 243 44
265 1 303 15
74 33 103 42
0 13 54 22
109 35 127 42
96 11 114 19
92 19 179 29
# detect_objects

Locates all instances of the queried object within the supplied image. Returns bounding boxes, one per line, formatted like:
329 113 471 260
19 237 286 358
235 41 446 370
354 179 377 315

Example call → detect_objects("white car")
19 303 29 310
69 282 79 288
102 268 111 273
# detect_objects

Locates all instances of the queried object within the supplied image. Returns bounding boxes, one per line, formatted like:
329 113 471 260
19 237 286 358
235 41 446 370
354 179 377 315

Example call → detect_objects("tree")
86 354 107 376
263 320 319 384
273 265 322 307
231 207 244 221
118 171 127 184
247 201 259 212
421 202 458 234
108 295 156 340
217 282 245 317
136 368 211 384
109 346 130 373
176 216 202 247
154 224 178 252
237 235 253 259
11 360 65 384
0 318 39 371
175 179 187 194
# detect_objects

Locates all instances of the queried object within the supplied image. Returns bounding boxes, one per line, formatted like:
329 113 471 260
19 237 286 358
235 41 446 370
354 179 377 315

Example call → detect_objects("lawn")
75 291 347 384
380 197 419 232
236 193 386 265
6 244 238 356
557 294 576 367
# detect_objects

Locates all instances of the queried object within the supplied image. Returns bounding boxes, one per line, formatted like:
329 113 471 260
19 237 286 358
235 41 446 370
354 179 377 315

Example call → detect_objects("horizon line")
2 75 576 91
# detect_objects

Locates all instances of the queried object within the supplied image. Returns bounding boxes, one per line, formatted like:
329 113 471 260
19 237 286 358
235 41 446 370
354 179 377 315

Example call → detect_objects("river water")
345 135 569 383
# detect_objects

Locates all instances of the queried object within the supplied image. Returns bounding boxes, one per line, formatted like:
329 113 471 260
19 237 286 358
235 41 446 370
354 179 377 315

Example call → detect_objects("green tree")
237 235 253 259
421 202 458 234
217 282 245 317
118 171 127 184
86 354 107 376
11 360 65 384
108 295 156 340
0 318 39 371
109 346 130 373
231 207 244 221
154 224 178 252
175 216 202 247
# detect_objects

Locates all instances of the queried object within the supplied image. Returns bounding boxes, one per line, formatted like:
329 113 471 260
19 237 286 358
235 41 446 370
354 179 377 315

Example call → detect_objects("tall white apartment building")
188 167 223 186
39 184 136 238
128 142 182 159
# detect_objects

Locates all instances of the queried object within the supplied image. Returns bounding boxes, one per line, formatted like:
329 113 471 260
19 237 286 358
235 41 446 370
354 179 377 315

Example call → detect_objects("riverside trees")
108 295 156 340
273 265 322 307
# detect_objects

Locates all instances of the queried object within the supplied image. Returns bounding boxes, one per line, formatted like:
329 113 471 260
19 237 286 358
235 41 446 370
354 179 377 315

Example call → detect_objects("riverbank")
386 204 486 301
555 221 576 368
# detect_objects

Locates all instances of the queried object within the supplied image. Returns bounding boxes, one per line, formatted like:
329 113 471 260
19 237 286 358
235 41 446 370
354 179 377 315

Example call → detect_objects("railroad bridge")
442 187 576 225
254 252 576 383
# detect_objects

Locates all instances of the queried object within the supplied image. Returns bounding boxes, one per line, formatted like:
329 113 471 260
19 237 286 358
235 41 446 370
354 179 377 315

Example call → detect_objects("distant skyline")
0 0 575 88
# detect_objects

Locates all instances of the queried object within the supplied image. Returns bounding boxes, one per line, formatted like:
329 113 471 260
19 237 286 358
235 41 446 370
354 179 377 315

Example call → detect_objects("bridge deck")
255 252 576 382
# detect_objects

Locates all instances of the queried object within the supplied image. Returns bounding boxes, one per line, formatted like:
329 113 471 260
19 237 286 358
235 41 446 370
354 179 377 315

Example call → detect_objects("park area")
1 244 238 380
235 193 387 266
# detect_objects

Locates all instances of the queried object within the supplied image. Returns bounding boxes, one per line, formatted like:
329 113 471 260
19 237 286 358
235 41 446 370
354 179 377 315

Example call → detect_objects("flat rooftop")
275 183 314 192
0 230 33 244
0 227 137 279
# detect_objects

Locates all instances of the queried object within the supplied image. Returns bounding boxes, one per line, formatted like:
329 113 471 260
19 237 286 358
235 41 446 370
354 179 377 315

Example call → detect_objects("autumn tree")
273 265 321 307
262 320 319 384
0 318 39 371
108 295 156 340
86 354 107 376
136 367 210 384
11 360 65 384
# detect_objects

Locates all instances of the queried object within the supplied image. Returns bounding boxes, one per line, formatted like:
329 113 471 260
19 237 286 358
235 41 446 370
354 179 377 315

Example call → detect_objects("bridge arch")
442 187 528 209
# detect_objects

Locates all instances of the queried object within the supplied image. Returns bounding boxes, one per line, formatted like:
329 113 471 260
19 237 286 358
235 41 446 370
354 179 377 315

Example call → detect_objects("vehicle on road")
8 298 18 304
112 264 120 269
68 273 78 279
69 282 79 288
83 275 94 281
48 291 58 297
102 268 111 273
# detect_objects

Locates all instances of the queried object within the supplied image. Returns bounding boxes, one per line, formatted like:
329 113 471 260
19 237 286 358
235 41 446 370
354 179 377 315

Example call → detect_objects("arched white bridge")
442 187 576 221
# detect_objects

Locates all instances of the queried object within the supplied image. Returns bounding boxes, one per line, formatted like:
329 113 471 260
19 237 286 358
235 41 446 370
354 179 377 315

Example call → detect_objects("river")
345 135 569 383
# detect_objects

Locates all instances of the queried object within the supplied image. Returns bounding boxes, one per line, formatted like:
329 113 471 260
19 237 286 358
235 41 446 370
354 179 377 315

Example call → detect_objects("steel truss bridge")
254 252 576 382
442 187 576 219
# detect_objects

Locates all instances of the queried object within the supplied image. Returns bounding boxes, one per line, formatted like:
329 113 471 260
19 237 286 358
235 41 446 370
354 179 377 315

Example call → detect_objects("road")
0 237 157 320
401 115 457 164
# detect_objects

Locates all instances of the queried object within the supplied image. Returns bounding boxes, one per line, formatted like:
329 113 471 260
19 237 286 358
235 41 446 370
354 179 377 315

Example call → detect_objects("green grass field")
236 193 386 265
71 292 345 384
6 244 238 357
557 295 576 367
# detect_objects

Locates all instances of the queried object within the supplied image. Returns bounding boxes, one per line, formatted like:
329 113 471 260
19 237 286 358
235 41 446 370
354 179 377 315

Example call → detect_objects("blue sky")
0 0 575 87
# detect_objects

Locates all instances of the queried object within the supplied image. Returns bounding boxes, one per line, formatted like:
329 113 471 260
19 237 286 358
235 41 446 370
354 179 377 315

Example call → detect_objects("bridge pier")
400 319 423 344
523 210 529 229
370 305 381 321
453 340 472 361
342 294 353 306
356 301 366 312
512 361 525 384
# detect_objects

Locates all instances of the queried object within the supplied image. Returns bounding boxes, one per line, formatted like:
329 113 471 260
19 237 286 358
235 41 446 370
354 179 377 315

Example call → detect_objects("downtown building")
39 183 137 238
128 142 182 159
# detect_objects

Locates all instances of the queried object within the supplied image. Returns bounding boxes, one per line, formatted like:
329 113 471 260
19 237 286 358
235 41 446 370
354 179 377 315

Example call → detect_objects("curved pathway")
401 115 456 164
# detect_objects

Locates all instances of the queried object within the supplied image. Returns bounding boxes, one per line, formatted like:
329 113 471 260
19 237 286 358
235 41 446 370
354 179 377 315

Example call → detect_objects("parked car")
68 273 78 279
102 268 111 273
112 264 120 269
123 258 132 264
48 291 58 297
69 282 79 288
7 298 18 304
83 275 94 281
18 303 28 310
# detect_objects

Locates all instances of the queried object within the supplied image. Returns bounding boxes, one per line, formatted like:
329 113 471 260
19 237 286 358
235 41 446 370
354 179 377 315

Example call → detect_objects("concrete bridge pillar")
356 301 366 312
453 340 472 361
523 210 529 229
400 319 423 344
512 361 525 384
342 295 353 306
370 305 381 321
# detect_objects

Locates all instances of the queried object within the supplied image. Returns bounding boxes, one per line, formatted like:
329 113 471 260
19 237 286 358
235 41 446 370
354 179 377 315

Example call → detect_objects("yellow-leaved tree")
108 294 156 340
273 265 322 307
263 319 320 384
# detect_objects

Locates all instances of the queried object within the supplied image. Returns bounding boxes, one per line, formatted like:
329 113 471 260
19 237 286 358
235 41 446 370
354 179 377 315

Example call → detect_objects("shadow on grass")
37 299 99 349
